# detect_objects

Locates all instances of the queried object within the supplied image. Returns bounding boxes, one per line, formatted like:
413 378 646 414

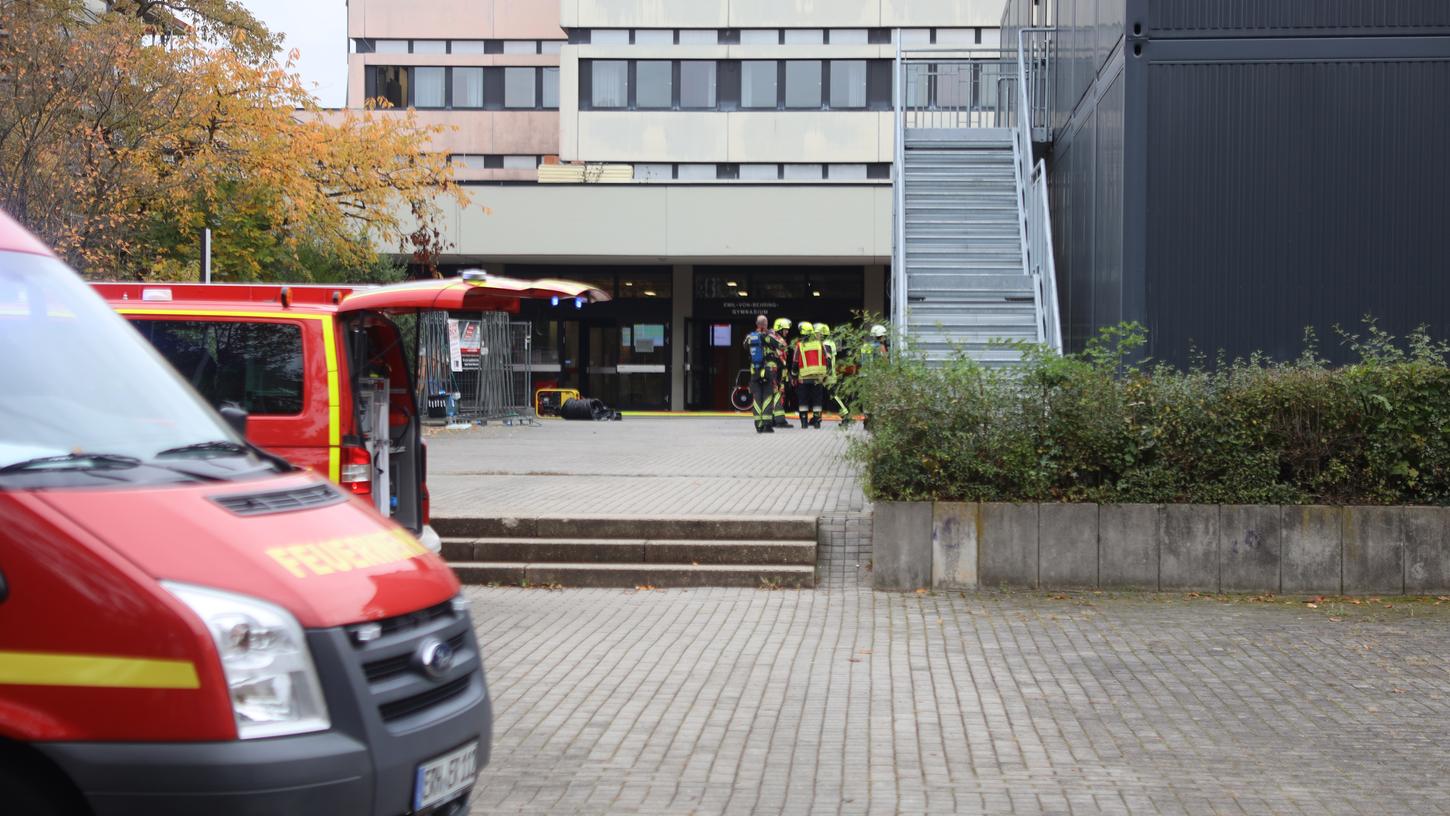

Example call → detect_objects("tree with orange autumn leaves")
0 0 468 281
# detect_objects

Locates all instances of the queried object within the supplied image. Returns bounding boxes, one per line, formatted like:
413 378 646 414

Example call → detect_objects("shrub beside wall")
846 323 1450 507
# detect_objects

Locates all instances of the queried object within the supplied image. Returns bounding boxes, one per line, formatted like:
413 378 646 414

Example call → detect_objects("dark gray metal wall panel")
1093 72 1125 333
1147 0 1450 38
1144 57 1450 364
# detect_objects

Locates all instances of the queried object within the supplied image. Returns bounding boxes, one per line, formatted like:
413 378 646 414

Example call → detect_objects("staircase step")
443 537 816 566
433 514 817 541
449 562 817 589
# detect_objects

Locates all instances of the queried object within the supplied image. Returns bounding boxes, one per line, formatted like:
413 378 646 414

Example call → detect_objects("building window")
680 61 717 109
676 164 716 180
412 40 447 55
453 67 484 108
741 61 777 109
636 61 672 109
592 30 630 45
452 40 486 54
504 40 538 54
633 164 672 181
679 30 716 45
785 60 822 108
504 67 536 108
830 164 868 180
413 67 446 108
451 154 487 170
740 164 779 180
901 29 932 46
783 29 823 45
542 67 560 109
830 60 867 109
935 28 976 46
592 61 628 108
541 41 564 55
375 39 408 54
634 30 673 46
783 164 824 180
370 65 409 107
831 29 868 44
741 29 780 45
503 155 538 170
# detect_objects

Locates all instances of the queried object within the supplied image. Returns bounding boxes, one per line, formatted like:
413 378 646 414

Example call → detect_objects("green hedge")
843 323 1450 506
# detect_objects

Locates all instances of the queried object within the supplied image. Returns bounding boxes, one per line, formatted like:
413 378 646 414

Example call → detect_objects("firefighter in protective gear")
817 323 851 423
860 324 890 432
792 322 830 428
743 315 785 433
770 317 793 428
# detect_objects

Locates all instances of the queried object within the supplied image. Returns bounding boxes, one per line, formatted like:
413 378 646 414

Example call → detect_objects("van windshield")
0 251 272 486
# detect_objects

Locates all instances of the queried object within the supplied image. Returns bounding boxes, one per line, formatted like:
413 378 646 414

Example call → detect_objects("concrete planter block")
1281 506 1342 594
1099 504 1161 590
1038 504 1099 588
1219 505 1282 593
931 502 979 589
979 503 1040 588
1342 506 1404 595
872 501 933 591
1404 507 1449 593
1159 505 1219 592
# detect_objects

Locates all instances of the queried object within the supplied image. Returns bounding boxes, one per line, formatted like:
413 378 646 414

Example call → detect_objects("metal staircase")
893 36 1061 365
903 131 1035 365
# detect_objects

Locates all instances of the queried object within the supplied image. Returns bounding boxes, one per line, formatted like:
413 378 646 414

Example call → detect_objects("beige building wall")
421 184 891 261
346 0 566 181
561 0 1001 28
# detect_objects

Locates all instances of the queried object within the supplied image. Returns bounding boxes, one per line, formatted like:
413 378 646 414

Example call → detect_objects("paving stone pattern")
429 419 868 518
468 577 1450 814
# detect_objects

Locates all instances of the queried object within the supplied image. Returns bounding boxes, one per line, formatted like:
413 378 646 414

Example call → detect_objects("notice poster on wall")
711 324 732 347
449 319 482 371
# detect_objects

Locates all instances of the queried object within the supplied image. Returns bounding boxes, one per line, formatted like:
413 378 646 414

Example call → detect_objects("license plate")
413 741 478 811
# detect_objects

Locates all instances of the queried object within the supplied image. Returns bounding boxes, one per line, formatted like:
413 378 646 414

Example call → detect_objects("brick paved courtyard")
467 523 1450 816
428 418 868 518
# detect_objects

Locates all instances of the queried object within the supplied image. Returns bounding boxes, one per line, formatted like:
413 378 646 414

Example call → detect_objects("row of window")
570 28 991 47
632 163 892 182
582 59 892 112
365 66 560 110
356 39 564 55
450 154 545 170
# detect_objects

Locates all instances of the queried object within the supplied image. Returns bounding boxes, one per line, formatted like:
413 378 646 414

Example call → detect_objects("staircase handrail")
892 32 907 344
1014 27 1063 353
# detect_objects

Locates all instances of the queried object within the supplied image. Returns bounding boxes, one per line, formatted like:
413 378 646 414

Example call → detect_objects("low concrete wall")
871 503 1450 595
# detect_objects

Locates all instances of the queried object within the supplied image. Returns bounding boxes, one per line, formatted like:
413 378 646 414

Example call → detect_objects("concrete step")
433 514 817 541
449 562 817 589
442 537 816 566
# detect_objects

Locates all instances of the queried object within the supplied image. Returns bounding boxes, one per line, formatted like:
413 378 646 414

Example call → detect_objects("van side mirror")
219 403 249 437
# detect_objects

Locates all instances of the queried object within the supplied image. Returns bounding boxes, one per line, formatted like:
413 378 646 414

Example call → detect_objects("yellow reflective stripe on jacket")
0 651 200 689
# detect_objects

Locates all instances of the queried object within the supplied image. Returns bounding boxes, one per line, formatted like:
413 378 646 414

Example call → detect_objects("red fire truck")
0 211 490 815
92 276 610 551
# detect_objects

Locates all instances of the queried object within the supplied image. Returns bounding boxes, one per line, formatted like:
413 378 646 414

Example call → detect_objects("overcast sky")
242 1 348 108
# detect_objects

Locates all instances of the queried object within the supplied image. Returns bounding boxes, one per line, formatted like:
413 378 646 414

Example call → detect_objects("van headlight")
164 582 330 739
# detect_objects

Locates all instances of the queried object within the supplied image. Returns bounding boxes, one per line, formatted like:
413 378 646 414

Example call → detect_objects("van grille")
378 676 471 723
211 483 344 516
362 632 467 683
344 600 479 731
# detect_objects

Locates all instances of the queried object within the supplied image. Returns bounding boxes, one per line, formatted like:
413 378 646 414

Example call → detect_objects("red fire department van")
91 276 608 553
0 211 490 815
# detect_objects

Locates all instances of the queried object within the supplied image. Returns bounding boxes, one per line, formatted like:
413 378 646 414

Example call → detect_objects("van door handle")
0 569 8 604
